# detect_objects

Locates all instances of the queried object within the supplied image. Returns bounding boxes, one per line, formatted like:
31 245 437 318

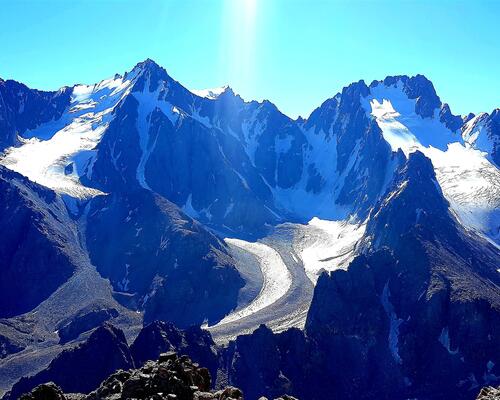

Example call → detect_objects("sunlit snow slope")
0 72 139 198
363 81 500 243
294 217 366 284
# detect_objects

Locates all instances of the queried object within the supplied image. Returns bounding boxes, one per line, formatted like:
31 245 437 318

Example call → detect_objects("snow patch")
133 79 180 189
362 82 458 154
190 85 229 99
294 217 366 284
0 72 140 198
362 83 500 244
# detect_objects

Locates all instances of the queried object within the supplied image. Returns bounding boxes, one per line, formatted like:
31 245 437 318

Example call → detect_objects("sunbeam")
221 0 258 92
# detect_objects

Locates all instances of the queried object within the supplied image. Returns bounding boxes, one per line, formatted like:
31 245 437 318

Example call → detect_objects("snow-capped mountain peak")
0 63 498 243
190 85 230 99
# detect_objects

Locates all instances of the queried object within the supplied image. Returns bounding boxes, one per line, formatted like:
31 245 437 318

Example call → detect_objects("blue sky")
1 0 498 118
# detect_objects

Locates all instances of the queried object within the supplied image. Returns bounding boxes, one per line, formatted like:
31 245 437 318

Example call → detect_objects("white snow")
0 72 140 198
425 143 500 243
462 113 494 156
363 82 500 244
190 85 229 100
294 217 366 284
133 78 180 189
209 238 292 327
362 81 459 154
270 127 348 221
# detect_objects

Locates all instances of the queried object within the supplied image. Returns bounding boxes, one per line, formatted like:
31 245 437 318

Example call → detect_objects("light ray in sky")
221 0 258 93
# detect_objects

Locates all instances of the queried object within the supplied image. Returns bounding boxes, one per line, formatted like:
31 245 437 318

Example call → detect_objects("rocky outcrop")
57 306 119 344
19 382 68 400
86 189 244 328
477 386 500 400
130 321 218 379
223 325 308 400
221 153 500 400
0 167 82 317
18 351 297 400
5 324 134 400
85 352 216 400
0 79 71 150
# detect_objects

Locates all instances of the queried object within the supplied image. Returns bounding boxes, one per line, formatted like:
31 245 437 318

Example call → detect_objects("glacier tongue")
208 238 292 327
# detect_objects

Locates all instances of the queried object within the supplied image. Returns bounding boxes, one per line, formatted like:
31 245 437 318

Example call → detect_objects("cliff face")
0 166 81 318
220 153 500 400
1 61 499 400
6 324 135 400
14 323 297 400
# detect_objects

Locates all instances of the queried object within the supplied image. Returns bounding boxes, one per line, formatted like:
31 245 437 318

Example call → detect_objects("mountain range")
0 59 499 399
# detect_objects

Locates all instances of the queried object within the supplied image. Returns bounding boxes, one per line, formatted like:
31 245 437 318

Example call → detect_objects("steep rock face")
130 321 218 379
362 150 454 249
0 167 81 317
57 304 120 344
306 152 500 399
376 74 442 119
143 103 279 232
223 325 309 400
85 61 282 233
0 79 71 150
222 153 500 400
490 109 500 166
462 109 500 167
16 337 298 400
301 79 401 220
440 103 464 132
81 60 407 230
197 92 308 192
5 324 134 400
86 189 244 327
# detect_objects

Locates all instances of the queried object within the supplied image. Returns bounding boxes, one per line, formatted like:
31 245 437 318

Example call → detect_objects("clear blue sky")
1 0 498 118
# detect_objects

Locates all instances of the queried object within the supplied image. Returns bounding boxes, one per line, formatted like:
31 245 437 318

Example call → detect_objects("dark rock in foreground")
19 352 296 400
130 321 218 380
5 324 134 400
